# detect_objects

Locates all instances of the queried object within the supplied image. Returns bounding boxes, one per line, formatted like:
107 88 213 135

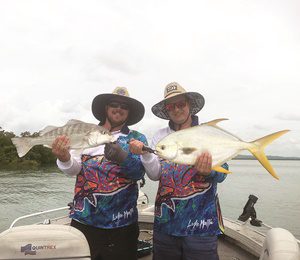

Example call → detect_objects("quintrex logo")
21 244 36 255
21 243 56 255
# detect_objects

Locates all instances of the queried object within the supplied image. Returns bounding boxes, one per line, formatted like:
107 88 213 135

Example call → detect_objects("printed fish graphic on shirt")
155 163 211 217
73 156 133 211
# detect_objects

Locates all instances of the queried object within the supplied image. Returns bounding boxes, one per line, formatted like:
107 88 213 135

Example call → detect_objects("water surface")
0 160 299 239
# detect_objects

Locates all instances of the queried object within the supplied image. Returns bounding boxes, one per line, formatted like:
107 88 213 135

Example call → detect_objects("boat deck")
46 210 262 259
138 222 258 260
138 234 258 260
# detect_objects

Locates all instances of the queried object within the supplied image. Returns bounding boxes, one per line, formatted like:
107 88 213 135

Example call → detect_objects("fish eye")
161 145 165 150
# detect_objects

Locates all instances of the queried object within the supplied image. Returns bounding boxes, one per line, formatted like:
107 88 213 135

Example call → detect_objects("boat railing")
9 206 70 229
8 191 150 230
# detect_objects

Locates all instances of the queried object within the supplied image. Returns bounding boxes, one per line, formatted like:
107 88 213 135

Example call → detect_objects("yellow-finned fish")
11 119 115 157
155 118 289 179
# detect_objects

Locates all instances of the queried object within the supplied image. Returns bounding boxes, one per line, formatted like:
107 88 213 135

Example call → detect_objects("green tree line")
0 127 56 170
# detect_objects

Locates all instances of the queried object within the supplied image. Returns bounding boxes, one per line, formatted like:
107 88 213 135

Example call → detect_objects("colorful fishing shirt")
152 116 228 236
154 161 228 236
64 128 147 229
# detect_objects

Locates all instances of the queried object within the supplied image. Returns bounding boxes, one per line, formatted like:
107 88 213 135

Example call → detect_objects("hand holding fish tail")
194 152 212 176
52 135 71 162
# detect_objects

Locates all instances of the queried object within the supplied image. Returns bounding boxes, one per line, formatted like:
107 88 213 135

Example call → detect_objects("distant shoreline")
234 155 300 161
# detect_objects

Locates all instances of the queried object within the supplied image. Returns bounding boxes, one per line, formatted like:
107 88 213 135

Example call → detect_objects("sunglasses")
108 102 130 110
165 100 187 112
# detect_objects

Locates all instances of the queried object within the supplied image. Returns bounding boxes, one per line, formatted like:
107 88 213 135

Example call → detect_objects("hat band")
165 91 185 99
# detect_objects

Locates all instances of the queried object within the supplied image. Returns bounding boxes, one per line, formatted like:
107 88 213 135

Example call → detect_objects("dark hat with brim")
92 87 145 126
151 82 205 120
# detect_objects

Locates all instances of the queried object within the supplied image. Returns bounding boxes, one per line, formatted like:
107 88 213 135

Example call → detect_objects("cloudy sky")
0 0 299 157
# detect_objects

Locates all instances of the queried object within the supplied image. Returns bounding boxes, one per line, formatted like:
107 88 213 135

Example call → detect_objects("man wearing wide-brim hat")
52 87 147 260
130 82 228 260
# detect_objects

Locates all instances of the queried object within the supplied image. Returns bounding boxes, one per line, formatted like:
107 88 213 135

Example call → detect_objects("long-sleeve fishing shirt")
57 125 147 229
141 116 228 237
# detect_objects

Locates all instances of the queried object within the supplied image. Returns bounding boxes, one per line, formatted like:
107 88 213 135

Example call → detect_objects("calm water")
0 160 299 239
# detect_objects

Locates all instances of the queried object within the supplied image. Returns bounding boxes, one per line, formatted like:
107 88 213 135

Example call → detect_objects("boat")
0 191 299 260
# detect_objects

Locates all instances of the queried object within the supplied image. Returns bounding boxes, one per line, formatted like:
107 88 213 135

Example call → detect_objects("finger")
138 142 146 154
202 152 209 167
194 154 201 169
56 140 65 150
195 152 208 173
130 140 138 147
55 137 70 154
207 153 212 167
62 137 70 148
129 142 136 153
194 154 202 172
129 140 142 154
202 153 212 174
53 135 65 146
130 145 140 154
52 138 62 153
52 136 61 148
61 135 69 144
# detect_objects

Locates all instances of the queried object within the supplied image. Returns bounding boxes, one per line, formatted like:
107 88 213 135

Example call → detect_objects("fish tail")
11 137 35 157
248 130 290 180
212 166 231 174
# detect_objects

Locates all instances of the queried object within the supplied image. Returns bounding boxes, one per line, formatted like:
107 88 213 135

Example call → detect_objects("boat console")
0 224 91 259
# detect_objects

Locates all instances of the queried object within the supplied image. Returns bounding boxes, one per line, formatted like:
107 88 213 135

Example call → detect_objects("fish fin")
40 119 87 136
248 130 290 180
65 119 85 125
212 166 231 174
202 118 229 126
41 120 85 136
181 147 197 155
11 137 34 157
39 125 57 136
202 118 242 141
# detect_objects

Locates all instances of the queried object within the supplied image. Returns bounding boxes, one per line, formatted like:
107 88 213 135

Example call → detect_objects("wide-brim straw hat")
151 82 205 120
92 87 145 126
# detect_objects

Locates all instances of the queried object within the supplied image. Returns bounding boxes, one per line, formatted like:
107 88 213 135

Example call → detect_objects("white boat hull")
1 192 299 260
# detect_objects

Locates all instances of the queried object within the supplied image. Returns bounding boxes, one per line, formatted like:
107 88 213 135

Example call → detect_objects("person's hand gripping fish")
129 139 148 155
194 151 213 176
129 139 213 176
52 135 71 162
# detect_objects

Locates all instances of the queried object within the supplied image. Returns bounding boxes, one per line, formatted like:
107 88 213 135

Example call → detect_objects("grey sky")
0 0 299 157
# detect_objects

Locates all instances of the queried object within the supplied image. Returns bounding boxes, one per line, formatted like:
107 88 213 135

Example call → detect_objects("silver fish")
155 118 289 179
11 119 115 157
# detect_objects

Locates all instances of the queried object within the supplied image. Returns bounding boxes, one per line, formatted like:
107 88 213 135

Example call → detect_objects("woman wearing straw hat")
130 82 228 260
52 87 147 260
